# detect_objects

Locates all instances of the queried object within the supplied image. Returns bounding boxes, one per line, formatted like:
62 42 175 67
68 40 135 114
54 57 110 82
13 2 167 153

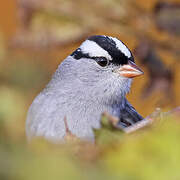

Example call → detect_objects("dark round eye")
94 57 109 67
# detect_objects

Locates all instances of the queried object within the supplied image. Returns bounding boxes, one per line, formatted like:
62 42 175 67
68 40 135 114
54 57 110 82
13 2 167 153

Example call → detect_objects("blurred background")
0 0 179 179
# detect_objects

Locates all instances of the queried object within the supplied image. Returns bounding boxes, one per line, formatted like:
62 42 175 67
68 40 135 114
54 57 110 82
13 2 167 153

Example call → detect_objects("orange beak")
115 60 144 78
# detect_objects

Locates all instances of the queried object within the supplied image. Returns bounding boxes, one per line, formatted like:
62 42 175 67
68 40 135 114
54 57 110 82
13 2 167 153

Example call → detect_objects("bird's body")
26 35 144 142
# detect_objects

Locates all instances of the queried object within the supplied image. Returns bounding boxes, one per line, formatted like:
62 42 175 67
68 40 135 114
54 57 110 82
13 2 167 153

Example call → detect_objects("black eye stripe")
88 35 134 65
71 48 90 60
93 57 109 67
71 35 135 66
92 57 108 61
92 57 109 67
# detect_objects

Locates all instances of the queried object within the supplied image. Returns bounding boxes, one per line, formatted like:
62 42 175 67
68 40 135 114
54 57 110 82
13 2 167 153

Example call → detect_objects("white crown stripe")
80 40 112 60
110 37 131 58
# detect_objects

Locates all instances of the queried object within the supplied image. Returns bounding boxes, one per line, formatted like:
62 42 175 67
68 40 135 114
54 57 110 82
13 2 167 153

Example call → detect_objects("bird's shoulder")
118 99 144 128
26 91 67 140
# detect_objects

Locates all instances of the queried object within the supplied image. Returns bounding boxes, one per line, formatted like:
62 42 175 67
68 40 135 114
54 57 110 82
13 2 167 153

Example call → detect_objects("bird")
26 35 144 142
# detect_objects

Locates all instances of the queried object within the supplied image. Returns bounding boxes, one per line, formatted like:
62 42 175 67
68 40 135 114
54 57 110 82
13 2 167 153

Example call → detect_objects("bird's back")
26 87 105 142
26 90 66 141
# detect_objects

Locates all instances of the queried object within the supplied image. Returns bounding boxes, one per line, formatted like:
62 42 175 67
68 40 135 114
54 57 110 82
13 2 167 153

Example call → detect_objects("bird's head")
57 35 144 100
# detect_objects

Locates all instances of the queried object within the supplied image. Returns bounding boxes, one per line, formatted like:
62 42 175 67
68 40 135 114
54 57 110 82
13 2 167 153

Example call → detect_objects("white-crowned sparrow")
26 35 144 142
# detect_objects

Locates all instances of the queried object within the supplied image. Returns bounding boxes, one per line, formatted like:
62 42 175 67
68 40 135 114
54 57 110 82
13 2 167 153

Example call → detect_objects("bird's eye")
94 57 109 67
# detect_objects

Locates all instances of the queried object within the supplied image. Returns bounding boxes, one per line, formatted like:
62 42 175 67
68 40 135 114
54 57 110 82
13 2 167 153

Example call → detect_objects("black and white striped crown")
71 35 134 65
